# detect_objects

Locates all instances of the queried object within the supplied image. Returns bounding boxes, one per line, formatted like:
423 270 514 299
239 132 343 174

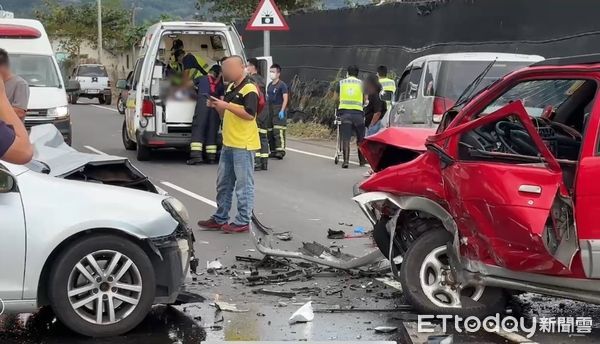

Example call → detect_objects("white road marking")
84 145 108 155
160 181 217 208
287 147 359 165
89 105 119 112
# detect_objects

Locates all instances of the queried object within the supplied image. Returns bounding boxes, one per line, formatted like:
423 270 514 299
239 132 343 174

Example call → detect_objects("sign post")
246 0 290 57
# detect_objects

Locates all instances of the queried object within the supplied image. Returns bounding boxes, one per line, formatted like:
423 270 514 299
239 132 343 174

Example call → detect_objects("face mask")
269 72 277 80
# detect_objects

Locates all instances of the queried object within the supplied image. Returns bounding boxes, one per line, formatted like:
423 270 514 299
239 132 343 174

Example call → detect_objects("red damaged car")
355 54 600 316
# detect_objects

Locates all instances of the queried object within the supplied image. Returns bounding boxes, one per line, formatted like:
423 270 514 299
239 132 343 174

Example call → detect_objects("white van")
388 52 544 127
120 21 271 161
0 18 78 144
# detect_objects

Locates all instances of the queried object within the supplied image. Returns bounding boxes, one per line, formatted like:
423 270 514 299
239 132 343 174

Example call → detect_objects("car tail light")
142 98 155 117
0 24 41 39
433 97 454 123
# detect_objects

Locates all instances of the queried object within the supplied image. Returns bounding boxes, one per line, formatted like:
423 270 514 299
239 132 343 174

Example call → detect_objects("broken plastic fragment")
354 226 366 234
207 260 223 270
215 301 248 313
374 326 398 333
288 301 314 324
275 231 293 241
327 229 346 239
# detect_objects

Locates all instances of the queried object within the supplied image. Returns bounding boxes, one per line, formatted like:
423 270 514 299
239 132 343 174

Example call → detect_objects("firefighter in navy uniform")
187 64 224 165
266 64 289 160
337 65 367 168
246 58 269 171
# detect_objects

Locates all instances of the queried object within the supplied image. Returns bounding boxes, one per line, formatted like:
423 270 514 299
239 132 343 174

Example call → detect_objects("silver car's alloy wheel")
67 250 143 325
419 246 485 308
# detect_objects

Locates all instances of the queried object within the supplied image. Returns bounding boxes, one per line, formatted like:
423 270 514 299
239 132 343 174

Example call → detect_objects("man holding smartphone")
197 56 260 233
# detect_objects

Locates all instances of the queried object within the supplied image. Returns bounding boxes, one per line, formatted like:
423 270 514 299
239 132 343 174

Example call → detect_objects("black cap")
171 39 184 51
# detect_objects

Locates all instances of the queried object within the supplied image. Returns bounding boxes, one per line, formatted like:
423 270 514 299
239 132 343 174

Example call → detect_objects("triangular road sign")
246 0 290 31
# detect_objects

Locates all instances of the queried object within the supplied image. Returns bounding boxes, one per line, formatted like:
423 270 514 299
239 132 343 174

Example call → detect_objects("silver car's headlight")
162 197 190 226
47 106 69 118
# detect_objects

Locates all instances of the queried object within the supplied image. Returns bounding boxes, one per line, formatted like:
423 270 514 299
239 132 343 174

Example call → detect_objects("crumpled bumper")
149 225 195 304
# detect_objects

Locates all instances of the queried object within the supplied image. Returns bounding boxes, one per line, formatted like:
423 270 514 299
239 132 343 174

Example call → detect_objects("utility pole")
97 0 103 64
131 4 142 62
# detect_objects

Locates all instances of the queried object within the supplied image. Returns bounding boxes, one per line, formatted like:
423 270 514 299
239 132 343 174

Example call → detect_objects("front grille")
26 109 48 116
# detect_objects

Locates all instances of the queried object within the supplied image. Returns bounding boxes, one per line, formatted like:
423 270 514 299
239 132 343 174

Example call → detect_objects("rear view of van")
122 21 268 161
0 19 74 144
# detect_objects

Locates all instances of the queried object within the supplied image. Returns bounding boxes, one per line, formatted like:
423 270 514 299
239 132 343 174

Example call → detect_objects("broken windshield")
480 79 587 117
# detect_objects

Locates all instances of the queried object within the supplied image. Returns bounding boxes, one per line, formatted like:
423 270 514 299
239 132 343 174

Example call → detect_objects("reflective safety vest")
187 53 210 81
379 77 396 93
338 76 363 111
168 59 183 86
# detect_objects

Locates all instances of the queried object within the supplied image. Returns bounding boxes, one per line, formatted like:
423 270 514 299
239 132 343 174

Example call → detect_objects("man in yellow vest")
337 65 367 168
377 65 396 128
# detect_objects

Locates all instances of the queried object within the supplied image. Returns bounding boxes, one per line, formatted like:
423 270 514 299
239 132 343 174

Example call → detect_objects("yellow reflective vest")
379 77 396 93
338 76 363 111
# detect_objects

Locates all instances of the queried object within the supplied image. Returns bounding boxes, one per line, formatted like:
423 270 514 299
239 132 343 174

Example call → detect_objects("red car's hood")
360 127 437 172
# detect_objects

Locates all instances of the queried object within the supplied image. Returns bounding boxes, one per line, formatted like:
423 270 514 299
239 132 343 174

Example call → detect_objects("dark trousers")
191 94 220 160
268 103 286 153
256 107 270 159
339 109 366 164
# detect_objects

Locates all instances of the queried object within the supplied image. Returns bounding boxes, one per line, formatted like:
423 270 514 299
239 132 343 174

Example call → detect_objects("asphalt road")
3 101 600 343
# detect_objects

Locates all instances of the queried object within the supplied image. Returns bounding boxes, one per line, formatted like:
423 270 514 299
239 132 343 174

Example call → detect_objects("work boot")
255 161 262 171
358 150 367 167
342 142 350 169
205 153 217 165
274 151 285 160
187 151 204 165
261 157 268 171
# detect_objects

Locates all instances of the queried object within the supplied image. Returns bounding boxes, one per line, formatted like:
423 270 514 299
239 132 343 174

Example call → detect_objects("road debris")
374 326 398 333
288 301 314 324
207 260 223 273
253 288 297 298
214 301 248 313
275 231 293 241
327 229 346 239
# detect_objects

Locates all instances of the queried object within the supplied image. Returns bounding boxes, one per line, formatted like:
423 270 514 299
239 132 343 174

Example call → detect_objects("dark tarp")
238 0 600 82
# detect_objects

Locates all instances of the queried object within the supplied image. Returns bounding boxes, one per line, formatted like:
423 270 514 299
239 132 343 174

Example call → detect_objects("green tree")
35 0 146 58
195 0 319 22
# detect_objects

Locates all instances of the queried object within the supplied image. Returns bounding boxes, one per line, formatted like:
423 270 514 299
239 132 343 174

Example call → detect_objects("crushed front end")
147 198 196 304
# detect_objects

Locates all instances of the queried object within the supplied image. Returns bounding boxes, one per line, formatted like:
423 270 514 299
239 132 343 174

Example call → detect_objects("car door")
126 59 143 141
391 66 423 126
431 101 576 274
0 165 26 300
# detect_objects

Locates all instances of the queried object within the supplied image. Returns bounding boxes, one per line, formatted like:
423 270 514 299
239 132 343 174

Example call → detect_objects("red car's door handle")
519 184 542 194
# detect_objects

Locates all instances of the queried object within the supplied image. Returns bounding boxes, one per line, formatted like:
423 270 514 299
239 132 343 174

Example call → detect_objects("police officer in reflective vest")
377 65 396 127
337 65 367 168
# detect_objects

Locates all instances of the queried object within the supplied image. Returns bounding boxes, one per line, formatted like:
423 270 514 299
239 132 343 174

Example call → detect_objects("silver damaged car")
0 125 193 337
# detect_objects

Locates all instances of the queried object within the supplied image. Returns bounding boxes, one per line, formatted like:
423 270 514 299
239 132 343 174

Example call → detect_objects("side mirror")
116 79 128 90
0 170 15 193
66 80 81 93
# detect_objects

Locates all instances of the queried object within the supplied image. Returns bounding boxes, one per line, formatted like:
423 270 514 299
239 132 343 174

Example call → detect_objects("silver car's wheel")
49 235 155 337
67 250 143 325
419 246 484 308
